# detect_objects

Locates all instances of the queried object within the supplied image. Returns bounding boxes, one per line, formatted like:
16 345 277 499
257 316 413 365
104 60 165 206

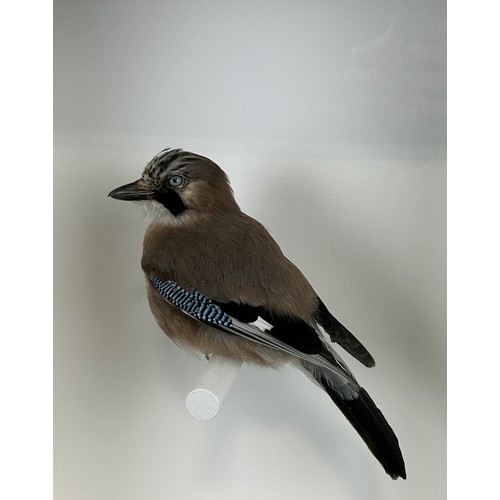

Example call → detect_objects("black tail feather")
317 374 406 479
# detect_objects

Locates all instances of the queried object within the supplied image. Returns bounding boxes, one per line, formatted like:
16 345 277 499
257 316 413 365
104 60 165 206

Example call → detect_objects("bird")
108 147 406 480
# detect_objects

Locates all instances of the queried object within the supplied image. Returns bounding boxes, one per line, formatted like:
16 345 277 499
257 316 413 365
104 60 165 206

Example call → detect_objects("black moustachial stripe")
154 189 186 216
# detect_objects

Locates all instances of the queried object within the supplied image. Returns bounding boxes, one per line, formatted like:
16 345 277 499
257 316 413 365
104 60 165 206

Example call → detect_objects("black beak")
108 179 154 201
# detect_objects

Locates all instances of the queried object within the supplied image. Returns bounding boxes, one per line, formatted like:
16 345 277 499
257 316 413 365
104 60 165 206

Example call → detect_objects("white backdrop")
54 1 446 499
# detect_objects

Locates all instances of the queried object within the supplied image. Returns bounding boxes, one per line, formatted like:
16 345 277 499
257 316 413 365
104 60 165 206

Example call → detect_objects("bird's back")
141 211 318 319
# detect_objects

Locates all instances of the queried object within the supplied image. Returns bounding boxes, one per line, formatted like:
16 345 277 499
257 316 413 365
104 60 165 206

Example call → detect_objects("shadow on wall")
250 158 445 397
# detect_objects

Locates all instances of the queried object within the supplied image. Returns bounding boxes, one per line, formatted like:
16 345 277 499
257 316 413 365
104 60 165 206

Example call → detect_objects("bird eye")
167 175 183 188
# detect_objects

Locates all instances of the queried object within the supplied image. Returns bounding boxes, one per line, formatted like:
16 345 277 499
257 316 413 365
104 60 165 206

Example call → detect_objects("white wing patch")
251 316 273 332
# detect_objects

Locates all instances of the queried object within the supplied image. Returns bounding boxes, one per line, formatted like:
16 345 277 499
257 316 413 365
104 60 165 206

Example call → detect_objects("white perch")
185 355 243 420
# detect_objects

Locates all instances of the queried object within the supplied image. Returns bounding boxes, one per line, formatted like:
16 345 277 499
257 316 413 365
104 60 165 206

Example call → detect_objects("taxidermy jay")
109 148 406 480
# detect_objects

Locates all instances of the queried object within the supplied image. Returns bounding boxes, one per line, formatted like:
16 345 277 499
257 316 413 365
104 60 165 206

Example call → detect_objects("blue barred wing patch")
150 275 233 327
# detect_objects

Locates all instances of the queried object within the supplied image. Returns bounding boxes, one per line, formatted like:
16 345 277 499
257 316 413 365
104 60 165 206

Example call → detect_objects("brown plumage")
109 148 406 480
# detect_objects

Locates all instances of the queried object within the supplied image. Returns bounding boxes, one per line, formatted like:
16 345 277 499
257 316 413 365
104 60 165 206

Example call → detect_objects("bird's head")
108 148 239 223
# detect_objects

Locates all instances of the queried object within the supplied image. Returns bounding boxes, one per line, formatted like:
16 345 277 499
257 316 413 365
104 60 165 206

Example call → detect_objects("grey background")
54 1 446 499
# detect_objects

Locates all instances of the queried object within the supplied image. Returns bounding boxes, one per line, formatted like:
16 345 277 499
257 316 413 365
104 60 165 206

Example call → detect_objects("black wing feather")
315 298 376 367
215 301 323 355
